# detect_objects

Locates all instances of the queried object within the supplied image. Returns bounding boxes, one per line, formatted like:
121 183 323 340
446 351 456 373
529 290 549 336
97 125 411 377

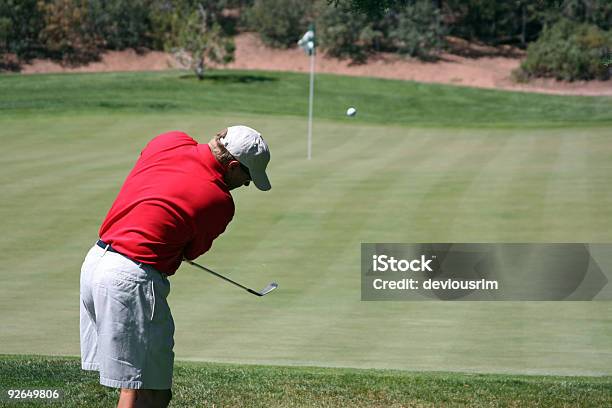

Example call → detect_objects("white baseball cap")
222 125 271 191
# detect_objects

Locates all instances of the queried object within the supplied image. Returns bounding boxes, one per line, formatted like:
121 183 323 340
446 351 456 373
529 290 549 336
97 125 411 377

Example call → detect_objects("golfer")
79 126 271 408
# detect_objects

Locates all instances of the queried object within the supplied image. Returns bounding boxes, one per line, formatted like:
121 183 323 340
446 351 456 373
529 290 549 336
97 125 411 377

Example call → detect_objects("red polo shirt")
99 131 234 275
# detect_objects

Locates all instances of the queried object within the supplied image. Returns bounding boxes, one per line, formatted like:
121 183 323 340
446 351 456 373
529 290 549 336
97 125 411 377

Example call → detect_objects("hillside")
17 33 612 96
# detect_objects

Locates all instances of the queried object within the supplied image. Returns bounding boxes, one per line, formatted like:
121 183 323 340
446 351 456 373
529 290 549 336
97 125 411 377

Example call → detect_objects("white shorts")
80 243 175 390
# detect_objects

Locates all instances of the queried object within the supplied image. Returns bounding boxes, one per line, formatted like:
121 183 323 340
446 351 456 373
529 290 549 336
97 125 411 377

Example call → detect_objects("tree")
559 0 612 30
87 0 154 50
166 2 235 79
0 0 45 61
328 0 411 17
247 0 313 48
389 0 446 59
442 0 611 47
318 0 446 62
317 0 377 63
37 0 104 65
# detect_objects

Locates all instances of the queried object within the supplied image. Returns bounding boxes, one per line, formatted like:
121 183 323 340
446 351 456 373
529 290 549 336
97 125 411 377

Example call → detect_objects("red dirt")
19 33 612 96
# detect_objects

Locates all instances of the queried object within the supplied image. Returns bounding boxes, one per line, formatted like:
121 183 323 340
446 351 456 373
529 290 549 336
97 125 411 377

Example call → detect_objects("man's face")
224 160 251 190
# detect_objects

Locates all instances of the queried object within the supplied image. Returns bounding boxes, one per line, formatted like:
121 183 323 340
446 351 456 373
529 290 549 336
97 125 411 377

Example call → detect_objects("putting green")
1 71 611 376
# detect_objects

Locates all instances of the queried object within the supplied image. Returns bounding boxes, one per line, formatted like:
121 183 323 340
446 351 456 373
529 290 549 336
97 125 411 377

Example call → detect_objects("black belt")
96 239 145 268
96 239 167 277
97 239 121 254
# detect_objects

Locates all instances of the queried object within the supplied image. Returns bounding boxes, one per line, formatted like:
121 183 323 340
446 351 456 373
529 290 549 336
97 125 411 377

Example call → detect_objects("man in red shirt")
80 126 271 408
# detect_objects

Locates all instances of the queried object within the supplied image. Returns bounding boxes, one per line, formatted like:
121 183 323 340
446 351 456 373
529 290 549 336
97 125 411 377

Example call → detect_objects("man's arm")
183 201 234 261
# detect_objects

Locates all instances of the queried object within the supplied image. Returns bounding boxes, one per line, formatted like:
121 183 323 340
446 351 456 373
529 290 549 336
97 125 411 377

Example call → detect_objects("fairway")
1 71 611 380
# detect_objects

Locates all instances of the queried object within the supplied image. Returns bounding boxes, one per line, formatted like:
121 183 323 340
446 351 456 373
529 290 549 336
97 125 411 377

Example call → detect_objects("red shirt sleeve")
183 191 235 260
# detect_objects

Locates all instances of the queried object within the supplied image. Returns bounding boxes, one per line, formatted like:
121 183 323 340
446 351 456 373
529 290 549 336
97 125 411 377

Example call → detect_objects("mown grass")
1 355 610 407
1 70 611 127
0 70 611 406
1 113 610 374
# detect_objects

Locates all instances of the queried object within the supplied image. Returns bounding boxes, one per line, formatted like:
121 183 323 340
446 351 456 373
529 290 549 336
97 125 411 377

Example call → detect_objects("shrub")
316 0 378 63
246 0 312 48
37 0 104 65
517 18 612 81
317 0 445 63
388 0 446 60
87 0 153 50
0 0 45 60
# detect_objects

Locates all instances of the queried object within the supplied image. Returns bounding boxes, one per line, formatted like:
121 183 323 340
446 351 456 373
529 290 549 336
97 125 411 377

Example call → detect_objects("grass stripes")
0 71 611 378
2 113 610 374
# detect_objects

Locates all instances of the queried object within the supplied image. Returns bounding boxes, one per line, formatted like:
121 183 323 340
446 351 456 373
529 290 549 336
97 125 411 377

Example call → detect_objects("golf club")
183 259 278 297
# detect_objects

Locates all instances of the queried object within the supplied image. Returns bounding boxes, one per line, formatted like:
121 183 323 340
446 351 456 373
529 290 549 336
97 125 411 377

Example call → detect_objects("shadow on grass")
179 73 278 84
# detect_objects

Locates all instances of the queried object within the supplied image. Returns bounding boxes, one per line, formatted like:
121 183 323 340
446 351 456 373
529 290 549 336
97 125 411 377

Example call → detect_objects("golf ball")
346 107 357 117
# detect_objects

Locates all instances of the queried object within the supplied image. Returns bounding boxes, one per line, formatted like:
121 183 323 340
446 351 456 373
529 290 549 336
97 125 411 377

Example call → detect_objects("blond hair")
208 128 235 166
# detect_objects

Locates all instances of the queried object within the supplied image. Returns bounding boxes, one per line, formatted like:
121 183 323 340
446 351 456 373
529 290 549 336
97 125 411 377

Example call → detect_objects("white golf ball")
346 107 357 117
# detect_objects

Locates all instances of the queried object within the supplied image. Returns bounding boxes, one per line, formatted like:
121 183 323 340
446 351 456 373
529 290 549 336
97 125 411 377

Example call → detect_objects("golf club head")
248 282 278 296
260 282 278 295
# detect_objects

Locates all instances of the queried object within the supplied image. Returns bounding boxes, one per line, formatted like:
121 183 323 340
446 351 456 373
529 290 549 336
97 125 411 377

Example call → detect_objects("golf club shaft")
183 259 259 295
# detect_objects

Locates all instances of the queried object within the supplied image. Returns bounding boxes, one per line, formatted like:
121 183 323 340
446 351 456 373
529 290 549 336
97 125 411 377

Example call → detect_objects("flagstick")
307 48 315 160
